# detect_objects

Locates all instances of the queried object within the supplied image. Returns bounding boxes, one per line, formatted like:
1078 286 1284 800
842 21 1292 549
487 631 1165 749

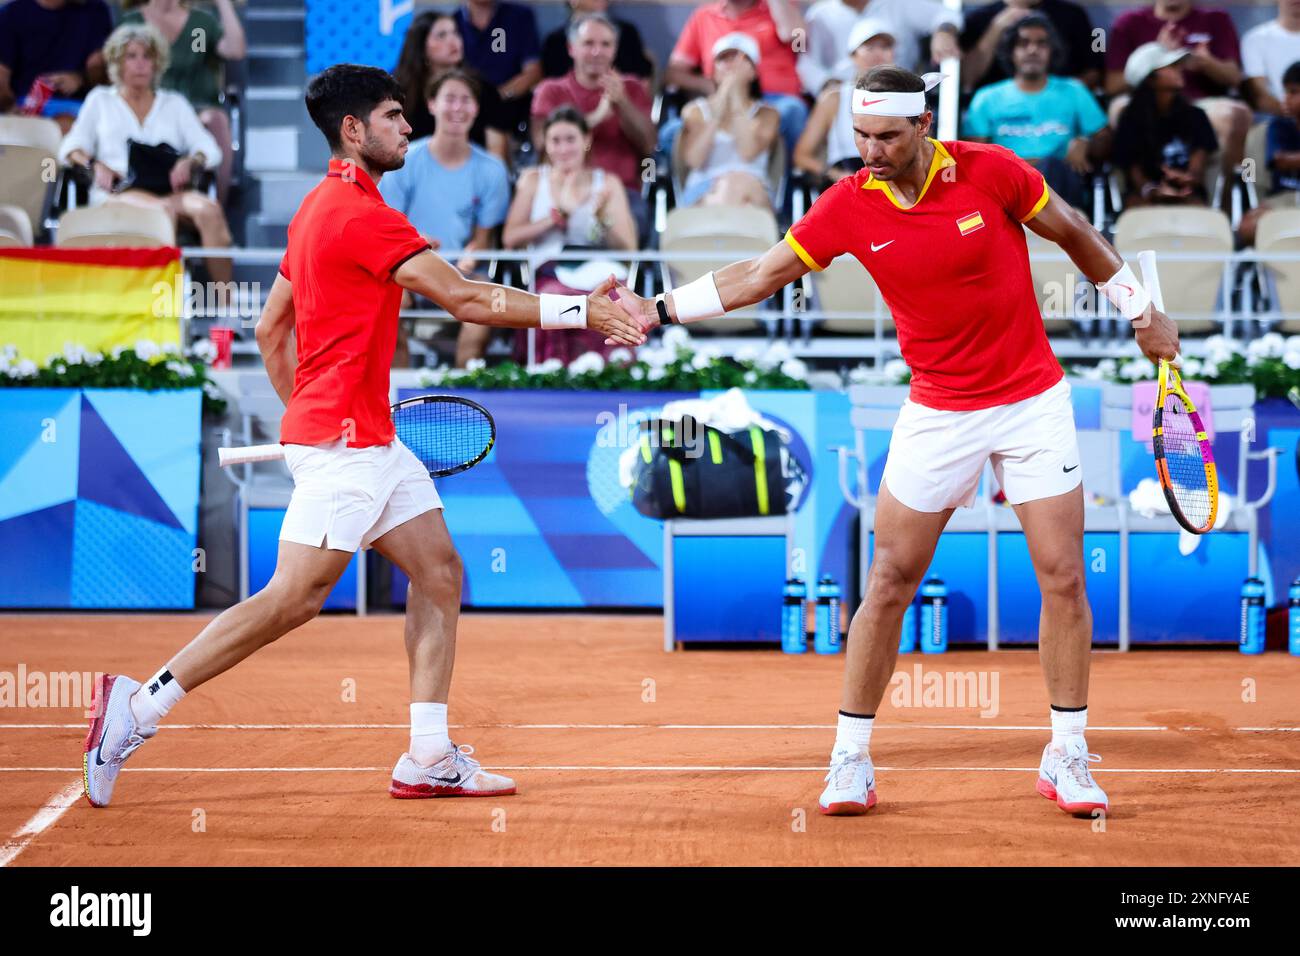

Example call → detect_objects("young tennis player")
83 64 646 807
612 66 1181 817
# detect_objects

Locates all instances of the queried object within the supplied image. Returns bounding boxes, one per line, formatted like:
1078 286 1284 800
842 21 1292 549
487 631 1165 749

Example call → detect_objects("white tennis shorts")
883 378 1082 513
279 437 443 552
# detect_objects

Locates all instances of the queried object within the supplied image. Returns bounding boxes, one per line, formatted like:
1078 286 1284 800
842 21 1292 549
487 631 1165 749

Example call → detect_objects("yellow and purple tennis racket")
1137 250 1219 534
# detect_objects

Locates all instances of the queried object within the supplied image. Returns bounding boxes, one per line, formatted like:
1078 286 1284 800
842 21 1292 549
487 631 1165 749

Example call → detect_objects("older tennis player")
613 65 1180 818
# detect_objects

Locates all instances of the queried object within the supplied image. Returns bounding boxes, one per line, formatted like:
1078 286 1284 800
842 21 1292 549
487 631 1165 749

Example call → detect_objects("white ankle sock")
834 712 874 754
1050 707 1087 748
129 667 186 729
409 702 451 766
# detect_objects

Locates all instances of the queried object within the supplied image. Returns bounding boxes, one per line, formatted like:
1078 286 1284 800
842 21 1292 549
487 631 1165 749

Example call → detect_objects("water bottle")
1239 577 1266 655
1290 578 1300 657
781 577 808 654
920 577 948 654
813 575 842 654
899 600 917 654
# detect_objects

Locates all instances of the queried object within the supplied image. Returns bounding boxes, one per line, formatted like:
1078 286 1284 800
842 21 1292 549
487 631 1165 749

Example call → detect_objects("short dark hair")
1284 60 1300 89
854 65 926 126
305 63 406 152
426 68 481 104
996 13 1064 78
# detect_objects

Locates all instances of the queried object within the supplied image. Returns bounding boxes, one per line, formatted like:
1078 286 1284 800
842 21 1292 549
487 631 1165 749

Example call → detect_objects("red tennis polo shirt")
277 158 429 446
785 139 1063 411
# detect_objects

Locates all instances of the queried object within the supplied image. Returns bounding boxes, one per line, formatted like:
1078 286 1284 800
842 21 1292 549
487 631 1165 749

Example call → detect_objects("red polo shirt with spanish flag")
277 158 429 446
785 139 1062 411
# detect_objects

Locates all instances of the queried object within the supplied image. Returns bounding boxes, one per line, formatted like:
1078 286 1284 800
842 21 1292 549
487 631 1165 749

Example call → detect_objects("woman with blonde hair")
60 23 232 284
119 0 245 202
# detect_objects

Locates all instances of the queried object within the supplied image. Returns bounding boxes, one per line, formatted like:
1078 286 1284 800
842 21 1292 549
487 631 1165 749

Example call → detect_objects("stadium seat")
1113 207 1232 333
1245 121 1271 200
56 202 176 248
659 204 778 332
1254 208 1300 331
1024 227 1081 335
0 115 61 242
0 204 34 247
808 253 888 336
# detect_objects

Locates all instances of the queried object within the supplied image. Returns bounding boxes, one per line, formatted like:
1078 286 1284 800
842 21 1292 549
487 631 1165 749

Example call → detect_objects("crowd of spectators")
7 0 1300 359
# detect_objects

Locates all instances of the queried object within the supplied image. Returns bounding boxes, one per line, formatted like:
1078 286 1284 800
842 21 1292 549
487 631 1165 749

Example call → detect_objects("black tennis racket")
218 395 495 478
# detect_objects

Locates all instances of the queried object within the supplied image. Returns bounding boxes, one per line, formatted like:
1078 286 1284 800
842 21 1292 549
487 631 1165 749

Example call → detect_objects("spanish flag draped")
0 247 183 361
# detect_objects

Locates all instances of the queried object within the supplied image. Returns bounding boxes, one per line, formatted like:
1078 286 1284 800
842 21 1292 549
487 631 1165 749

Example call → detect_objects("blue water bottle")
1239 577 1266 655
920 577 948 654
1289 578 1300 657
899 600 917 653
781 577 808 654
813 576 842 654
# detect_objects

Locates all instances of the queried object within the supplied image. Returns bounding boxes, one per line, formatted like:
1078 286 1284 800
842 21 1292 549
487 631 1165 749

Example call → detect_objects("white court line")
2 722 1299 732
0 780 82 868
1 765 1298 774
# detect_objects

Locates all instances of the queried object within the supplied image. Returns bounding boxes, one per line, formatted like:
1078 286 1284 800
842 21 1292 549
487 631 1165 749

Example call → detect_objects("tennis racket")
217 395 496 478
1137 250 1219 535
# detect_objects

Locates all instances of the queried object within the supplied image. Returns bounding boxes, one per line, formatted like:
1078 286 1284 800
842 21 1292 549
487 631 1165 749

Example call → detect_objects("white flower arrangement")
568 351 607 376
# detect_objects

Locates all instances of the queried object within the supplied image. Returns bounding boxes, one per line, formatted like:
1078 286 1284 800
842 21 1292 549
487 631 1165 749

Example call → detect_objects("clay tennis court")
2 612 1298 867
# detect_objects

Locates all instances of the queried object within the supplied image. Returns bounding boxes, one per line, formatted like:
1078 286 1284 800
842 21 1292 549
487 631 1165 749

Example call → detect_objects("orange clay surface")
1 613 1298 866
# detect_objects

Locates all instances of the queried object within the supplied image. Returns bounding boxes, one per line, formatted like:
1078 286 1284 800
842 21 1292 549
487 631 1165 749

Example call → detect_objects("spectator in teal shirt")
963 14 1109 208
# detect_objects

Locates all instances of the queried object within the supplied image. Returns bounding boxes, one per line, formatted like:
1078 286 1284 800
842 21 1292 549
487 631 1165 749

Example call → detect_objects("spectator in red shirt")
1105 0 1249 180
531 13 656 240
666 0 809 159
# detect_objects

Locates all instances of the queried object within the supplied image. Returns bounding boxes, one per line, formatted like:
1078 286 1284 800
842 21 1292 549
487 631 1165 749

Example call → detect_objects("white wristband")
540 293 587 329
670 271 726 324
1097 262 1151 321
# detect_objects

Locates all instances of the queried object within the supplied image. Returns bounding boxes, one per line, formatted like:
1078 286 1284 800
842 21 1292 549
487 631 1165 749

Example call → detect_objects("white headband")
851 72 945 116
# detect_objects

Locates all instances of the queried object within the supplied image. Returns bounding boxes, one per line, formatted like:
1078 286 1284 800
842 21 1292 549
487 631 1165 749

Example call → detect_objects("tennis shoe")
389 743 517 798
1037 737 1108 815
819 742 877 815
82 674 155 808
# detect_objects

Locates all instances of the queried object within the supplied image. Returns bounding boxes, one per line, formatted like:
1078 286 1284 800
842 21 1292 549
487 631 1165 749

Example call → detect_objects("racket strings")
394 400 493 475
1160 394 1213 528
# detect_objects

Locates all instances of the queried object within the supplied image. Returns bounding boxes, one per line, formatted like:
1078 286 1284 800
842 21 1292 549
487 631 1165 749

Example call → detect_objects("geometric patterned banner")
0 387 201 608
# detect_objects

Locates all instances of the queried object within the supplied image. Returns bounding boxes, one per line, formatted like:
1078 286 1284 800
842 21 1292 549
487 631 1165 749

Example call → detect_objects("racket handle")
218 443 286 467
1136 249 1165 313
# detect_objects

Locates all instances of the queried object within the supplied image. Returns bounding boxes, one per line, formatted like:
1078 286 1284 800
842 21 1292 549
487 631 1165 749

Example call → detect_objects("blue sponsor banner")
306 0 413 74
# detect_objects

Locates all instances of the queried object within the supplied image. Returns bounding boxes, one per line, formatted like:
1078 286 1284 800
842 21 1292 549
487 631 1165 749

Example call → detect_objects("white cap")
711 31 761 66
846 17 895 56
1124 41 1189 89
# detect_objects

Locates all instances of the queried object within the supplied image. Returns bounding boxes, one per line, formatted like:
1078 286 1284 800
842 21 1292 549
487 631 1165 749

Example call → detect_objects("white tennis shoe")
83 674 155 808
818 742 878 815
1037 738 1109 815
389 743 517 798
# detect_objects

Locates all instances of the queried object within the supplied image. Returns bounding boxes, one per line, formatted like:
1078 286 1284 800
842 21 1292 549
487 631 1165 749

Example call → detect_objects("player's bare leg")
371 508 516 798
83 542 353 807
841 482 954 715
821 481 953 814
1014 484 1108 815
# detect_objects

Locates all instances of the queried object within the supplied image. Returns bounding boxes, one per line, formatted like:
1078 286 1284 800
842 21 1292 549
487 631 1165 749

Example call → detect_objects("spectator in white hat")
798 0 960 93
794 19 897 187
1112 42 1217 208
677 33 781 208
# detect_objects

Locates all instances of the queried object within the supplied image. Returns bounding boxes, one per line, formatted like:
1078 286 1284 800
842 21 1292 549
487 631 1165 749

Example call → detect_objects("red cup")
19 78 54 117
209 326 234 369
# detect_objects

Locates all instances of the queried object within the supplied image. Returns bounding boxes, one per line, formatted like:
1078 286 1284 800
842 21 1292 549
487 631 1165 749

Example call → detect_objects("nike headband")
851 72 945 117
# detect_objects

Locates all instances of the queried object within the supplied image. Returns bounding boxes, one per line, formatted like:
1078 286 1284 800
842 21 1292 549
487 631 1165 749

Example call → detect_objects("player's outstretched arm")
612 239 810 329
253 273 296 406
1026 190 1180 365
393 249 646 348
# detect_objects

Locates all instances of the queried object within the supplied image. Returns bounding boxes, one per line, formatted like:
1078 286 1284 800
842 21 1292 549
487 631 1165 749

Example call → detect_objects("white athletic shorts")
279 437 443 552
882 377 1082 513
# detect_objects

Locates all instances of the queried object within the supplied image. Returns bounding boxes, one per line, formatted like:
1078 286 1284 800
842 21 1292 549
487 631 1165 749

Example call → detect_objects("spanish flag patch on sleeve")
956 211 984 236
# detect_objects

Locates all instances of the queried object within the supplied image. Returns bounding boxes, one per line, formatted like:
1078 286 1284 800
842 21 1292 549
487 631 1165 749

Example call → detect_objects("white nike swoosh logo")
870 241 894 252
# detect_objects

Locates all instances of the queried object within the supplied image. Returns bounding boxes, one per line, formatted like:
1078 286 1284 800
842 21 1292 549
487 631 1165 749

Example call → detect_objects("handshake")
584 276 659 348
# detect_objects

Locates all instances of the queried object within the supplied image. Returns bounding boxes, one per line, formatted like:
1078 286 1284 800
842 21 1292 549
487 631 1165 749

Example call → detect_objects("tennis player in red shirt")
83 64 646 808
613 66 1181 818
